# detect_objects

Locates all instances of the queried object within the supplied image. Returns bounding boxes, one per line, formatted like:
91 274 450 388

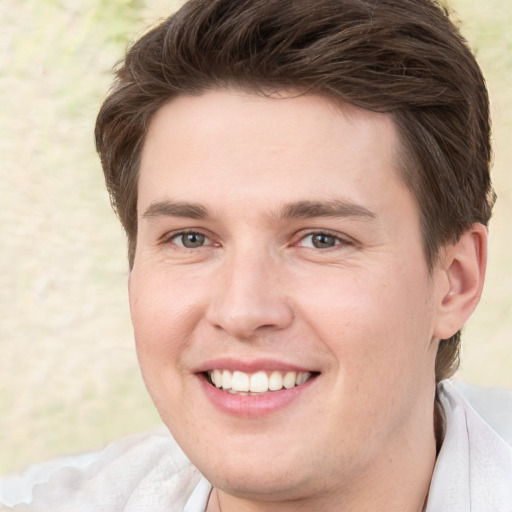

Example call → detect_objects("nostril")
206 299 295 339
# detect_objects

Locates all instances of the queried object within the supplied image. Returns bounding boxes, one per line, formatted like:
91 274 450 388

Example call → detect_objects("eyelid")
158 227 353 249
161 228 216 247
294 229 354 248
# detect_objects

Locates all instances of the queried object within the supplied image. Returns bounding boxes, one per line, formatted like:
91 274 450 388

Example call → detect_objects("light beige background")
0 0 511 475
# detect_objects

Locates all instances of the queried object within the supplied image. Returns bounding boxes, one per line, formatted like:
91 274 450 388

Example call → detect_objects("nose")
206 249 294 340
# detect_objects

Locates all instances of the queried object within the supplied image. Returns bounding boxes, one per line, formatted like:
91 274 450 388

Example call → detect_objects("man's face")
130 89 446 502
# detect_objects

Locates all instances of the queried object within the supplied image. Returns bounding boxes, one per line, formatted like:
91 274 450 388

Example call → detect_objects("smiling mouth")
205 369 316 395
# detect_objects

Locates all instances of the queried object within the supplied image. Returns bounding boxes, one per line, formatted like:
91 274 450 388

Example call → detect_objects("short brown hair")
95 0 495 383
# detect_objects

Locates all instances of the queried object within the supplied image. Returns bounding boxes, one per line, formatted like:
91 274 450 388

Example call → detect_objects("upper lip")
194 357 318 374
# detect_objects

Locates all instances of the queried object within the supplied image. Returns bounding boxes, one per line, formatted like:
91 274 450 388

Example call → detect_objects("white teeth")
296 372 308 385
249 371 269 392
232 371 250 392
283 371 297 389
221 370 232 390
268 370 283 391
212 369 222 387
208 369 312 393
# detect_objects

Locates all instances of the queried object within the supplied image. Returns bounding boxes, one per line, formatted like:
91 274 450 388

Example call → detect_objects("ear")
433 223 488 340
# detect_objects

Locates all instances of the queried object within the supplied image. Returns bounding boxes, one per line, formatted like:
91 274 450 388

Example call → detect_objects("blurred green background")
0 0 511 475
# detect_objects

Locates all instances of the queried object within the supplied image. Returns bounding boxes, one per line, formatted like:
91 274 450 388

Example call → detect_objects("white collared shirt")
426 381 512 511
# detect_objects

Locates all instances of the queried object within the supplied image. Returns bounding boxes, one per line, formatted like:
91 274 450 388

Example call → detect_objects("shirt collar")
426 380 512 511
184 476 212 512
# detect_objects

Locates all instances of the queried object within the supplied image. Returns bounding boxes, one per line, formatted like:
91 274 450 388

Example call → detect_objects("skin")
129 89 487 512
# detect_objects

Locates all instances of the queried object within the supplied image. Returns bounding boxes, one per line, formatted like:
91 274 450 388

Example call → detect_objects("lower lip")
199 376 316 418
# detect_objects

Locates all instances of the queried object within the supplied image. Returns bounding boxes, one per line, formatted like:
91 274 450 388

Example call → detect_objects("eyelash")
162 230 214 249
295 230 352 250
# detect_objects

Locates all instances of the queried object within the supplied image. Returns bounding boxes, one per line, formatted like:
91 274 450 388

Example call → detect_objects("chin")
206 465 316 504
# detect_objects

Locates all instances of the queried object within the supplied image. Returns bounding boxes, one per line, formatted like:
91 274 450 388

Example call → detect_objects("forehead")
139 89 408 213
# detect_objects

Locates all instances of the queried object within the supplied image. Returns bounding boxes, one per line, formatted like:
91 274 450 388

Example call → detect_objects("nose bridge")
207 241 293 338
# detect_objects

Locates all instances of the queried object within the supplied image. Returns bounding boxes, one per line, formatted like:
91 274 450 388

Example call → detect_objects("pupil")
183 233 205 248
313 234 335 248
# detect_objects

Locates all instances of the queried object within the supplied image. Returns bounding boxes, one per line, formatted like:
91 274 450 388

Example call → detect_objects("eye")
171 232 209 248
298 232 343 249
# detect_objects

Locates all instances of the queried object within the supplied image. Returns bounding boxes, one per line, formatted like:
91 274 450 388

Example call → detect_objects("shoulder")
426 380 512 511
451 379 512 447
1 426 201 511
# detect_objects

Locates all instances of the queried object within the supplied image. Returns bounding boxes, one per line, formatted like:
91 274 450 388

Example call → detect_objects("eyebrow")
142 199 376 221
279 200 376 220
143 201 210 220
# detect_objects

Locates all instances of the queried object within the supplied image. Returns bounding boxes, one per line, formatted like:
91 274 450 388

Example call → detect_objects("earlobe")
433 223 488 340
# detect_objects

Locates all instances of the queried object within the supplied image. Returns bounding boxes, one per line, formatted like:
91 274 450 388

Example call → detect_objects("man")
3 0 512 510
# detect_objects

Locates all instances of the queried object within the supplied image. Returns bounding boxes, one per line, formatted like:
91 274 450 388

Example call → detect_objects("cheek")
295 264 435 381
129 268 202 373
128 268 208 426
